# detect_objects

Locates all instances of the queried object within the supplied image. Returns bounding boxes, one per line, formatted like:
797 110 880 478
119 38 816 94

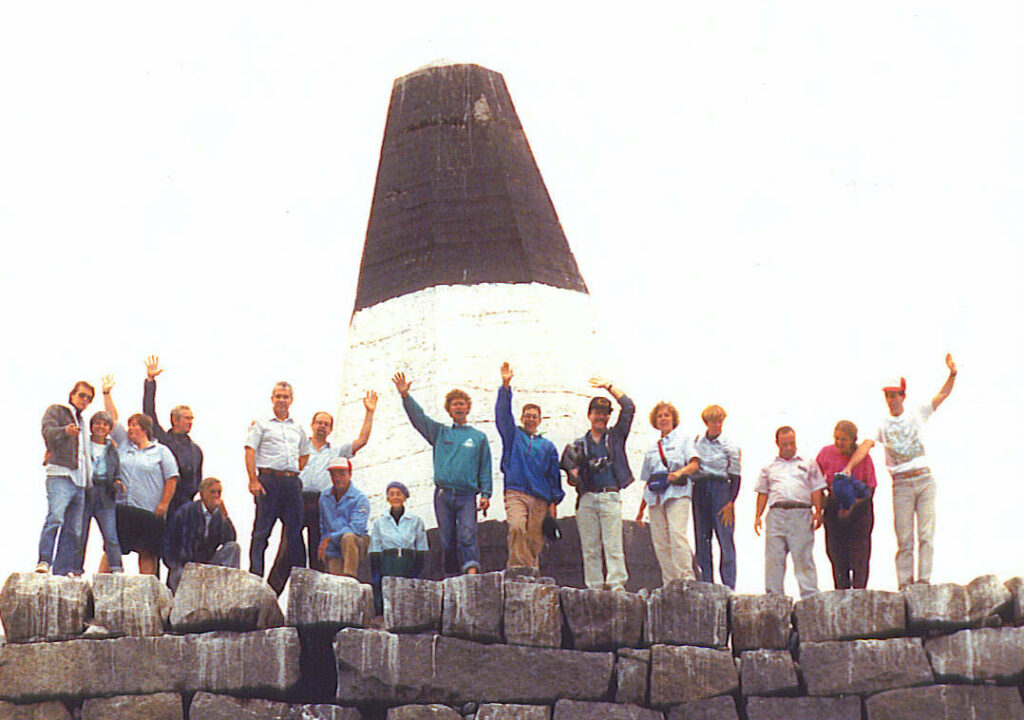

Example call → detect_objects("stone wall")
1 566 1023 720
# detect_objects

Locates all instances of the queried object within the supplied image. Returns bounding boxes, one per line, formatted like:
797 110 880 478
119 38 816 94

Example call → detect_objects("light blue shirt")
693 432 742 479
245 416 312 472
369 509 429 554
640 427 697 506
300 440 355 493
112 424 179 512
319 484 370 558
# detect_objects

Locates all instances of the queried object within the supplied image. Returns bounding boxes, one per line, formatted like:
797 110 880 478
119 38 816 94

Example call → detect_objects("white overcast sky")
2 3 1021 593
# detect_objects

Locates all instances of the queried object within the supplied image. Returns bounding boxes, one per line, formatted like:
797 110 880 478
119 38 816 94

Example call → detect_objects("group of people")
36 353 958 602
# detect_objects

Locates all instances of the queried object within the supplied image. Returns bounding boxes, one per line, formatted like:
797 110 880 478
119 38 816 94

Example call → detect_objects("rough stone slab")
169 564 284 632
904 575 1012 630
503 581 561 648
800 638 933 696
925 626 1024 682
190 693 362 719
0 701 71 720
793 589 904 641
643 581 730 649
441 572 503 643
477 704 550 720
1008 577 1024 626
560 587 644 651
739 649 798 697
387 706 460 720
729 595 792 652
333 628 613 705
615 648 649 706
865 684 1024 720
0 628 300 702
664 697 738 720
649 644 738 708
286 568 374 630
553 700 663 720
81 693 182 720
384 577 443 633
0 573 91 643
745 696 860 720
92 574 172 637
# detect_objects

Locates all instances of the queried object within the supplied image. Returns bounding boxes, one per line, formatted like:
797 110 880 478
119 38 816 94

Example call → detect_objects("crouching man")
318 457 370 578
163 477 240 592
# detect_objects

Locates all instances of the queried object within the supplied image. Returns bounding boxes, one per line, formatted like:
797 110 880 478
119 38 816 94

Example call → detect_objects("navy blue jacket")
561 394 636 492
495 385 564 504
163 499 236 568
143 379 204 511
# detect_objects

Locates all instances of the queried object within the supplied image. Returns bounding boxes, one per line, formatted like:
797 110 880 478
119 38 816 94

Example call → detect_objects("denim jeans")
692 477 737 589
249 472 304 580
38 475 86 575
168 541 241 593
433 487 480 574
76 486 123 573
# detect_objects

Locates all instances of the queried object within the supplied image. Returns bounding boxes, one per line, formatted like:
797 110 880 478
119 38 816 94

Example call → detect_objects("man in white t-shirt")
842 354 958 589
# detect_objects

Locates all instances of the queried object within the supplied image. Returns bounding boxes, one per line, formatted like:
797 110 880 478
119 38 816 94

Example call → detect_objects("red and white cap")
327 457 352 472
881 377 907 393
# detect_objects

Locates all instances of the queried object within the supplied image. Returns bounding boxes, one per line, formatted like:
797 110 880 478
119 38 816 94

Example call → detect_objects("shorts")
115 504 164 555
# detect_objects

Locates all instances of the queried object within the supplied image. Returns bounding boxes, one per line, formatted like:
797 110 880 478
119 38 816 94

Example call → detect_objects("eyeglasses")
75 392 94 401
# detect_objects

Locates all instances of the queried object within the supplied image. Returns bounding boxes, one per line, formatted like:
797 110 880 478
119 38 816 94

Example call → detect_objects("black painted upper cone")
353 63 588 312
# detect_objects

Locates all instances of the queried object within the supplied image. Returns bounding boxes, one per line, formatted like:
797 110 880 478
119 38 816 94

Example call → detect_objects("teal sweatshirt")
402 394 493 497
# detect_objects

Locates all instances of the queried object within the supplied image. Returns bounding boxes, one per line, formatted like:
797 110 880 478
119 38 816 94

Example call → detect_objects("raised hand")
392 372 412 397
945 353 957 375
363 390 379 412
101 374 115 395
145 355 163 380
500 362 514 386
589 376 612 391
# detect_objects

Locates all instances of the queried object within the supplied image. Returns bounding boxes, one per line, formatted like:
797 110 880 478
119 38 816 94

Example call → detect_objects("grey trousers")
764 507 818 598
167 541 242 593
892 470 936 588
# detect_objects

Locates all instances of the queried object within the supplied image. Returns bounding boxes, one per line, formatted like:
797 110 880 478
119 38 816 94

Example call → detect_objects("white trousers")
649 496 695 584
576 491 628 590
892 470 936 588
764 507 818 598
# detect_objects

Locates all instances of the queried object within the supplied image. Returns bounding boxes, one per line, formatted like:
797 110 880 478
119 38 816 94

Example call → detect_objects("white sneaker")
34 562 50 574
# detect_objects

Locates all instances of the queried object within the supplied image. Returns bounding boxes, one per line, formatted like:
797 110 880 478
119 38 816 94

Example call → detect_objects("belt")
259 468 299 478
891 467 931 480
381 548 415 558
771 501 811 510
586 487 620 494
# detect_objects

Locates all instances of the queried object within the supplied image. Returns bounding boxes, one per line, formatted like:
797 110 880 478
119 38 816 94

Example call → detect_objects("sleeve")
546 443 565 505
613 394 636 438
336 441 355 459
754 465 771 494
639 445 656 483
369 518 382 553
298 428 312 457
245 420 262 450
726 440 742 478
495 385 516 444
195 446 204 485
354 495 371 536
142 379 167 440
413 516 429 552
41 406 67 447
319 493 331 539
402 394 443 445
808 460 827 492
159 446 180 480
478 434 493 497
221 514 237 544
162 507 183 565
918 403 934 422
111 423 129 451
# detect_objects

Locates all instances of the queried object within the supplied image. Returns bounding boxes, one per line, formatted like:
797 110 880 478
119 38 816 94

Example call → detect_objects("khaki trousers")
649 496 695 584
326 533 369 578
892 470 936 588
505 489 548 568
576 491 628 590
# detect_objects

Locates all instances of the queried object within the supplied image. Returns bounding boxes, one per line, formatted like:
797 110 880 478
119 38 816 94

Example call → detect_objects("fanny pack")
647 439 671 493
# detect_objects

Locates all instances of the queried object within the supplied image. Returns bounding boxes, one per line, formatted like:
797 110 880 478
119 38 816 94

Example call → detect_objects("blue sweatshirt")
402 394 493 497
495 385 564 504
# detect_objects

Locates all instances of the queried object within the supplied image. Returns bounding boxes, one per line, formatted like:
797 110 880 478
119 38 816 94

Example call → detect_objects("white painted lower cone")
333 282 646 527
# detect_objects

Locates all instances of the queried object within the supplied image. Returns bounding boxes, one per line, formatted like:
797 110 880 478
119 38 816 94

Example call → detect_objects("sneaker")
34 561 50 574
111 567 124 574
66 571 82 579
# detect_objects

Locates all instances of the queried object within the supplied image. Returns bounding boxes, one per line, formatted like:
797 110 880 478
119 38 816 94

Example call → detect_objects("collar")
518 426 543 438
269 415 294 423
775 454 805 463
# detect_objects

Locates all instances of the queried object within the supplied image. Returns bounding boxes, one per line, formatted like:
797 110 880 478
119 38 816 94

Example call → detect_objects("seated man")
163 477 240 592
318 457 370 578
